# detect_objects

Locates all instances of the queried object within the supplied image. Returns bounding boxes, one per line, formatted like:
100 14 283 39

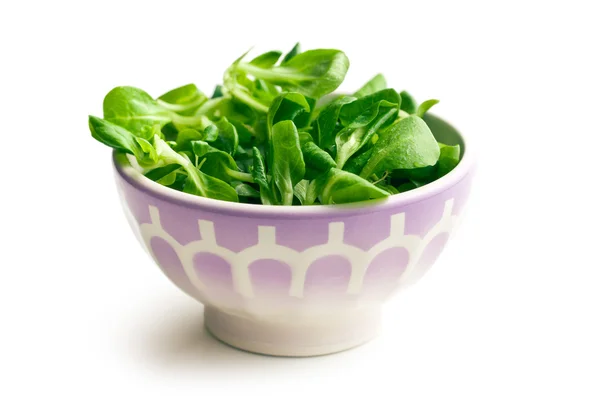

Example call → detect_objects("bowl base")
204 306 381 357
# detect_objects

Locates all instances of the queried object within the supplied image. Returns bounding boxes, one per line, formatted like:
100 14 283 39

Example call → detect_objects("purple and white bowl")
113 114 474 356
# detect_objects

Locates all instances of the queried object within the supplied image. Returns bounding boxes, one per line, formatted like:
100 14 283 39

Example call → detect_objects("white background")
1 0 599 398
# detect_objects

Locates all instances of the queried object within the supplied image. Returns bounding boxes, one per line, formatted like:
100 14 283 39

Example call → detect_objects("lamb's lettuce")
88 44 461 205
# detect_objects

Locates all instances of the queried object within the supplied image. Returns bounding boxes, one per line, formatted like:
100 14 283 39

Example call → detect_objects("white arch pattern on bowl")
119 195 460 298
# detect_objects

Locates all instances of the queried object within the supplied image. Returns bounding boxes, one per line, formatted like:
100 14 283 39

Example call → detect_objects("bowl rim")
113 113 474 218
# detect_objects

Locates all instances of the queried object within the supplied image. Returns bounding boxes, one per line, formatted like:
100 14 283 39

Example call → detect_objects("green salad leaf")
338 89 399 127
399 90 417 114
157 84 207 116
103 87 172 139
154 136 239 202
354 74 387 97
317 168 389 204
191 141 252 183
282 42 301 64
251 146 275 205
299 132 336 179
267 92 312 133
334 90 400 168
250 51 283 68
236 49 350 98
360 115 440 179
269 120 305 205
437 143 461 177
416 99 440 118
313 95 355 151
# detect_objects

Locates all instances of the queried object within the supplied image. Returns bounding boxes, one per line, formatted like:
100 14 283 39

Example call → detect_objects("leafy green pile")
89 44 460 205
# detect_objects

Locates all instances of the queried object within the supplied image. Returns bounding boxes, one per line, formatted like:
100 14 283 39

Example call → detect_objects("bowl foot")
204 306 381 357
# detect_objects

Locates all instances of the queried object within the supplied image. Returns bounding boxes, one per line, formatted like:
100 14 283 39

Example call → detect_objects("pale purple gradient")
249 259 292 297
305 255 352 297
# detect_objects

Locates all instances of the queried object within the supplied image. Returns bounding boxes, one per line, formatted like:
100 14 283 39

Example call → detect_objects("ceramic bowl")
113 113 474 357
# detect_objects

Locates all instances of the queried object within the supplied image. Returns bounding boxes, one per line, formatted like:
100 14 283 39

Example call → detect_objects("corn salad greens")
88 44 460 205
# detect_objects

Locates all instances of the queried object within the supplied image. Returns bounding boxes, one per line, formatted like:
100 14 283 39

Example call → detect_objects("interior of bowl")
423 113 465 156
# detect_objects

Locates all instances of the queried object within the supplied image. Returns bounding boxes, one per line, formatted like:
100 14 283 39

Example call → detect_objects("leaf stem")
371 170 389 185
237 62 311 82
227 169 255 183
230 86 269 113
170 114 213 130
157 97 205 112
154 135 208 197
195 97 227 116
